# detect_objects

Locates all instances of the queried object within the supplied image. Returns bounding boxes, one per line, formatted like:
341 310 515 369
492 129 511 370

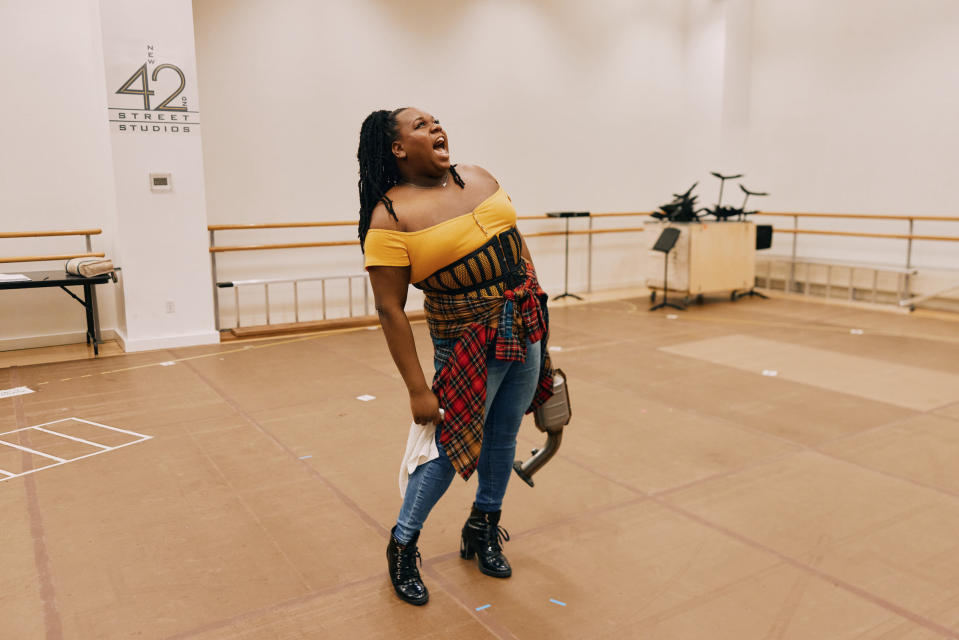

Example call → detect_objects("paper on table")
0 274 30 282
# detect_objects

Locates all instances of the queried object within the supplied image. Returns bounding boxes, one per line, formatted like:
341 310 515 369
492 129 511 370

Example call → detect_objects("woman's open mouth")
433 135 449 159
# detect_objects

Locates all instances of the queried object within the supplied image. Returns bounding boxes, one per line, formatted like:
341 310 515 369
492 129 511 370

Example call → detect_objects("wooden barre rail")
208 221 354 231
777 229 959 242
524 227 645 239
208 224 959 253
211 241 358 252
517 212 652 221
209 227 647 252
1 229 104 264
0 252 106 264
206 209 959 254
208 211 651 231
207 211 959 231
0 229 102 239
592 212 655 218
207 211 959 235
759 212 959 223
206 209 957 329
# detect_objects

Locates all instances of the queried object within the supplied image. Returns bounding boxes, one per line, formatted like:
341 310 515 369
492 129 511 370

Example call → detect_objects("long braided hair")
356 108 465 251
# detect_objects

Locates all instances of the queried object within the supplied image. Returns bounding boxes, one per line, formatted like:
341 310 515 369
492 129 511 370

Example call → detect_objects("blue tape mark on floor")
475 604 491 611
550 598 566 606
298 455 313 460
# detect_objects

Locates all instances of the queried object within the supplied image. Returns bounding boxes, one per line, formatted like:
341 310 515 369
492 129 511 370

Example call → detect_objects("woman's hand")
410 388 443 425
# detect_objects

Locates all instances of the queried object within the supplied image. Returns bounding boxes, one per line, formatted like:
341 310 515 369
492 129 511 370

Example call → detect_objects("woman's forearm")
377 306 430 395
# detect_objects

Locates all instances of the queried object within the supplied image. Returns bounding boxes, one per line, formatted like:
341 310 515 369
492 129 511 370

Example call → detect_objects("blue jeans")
393 339 542 544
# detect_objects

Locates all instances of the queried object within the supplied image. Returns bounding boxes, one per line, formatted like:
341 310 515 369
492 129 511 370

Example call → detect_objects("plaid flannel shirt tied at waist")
424 262 554 480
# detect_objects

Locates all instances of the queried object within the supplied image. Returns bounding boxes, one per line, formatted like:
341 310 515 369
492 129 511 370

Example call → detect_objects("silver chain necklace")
403 173 448 189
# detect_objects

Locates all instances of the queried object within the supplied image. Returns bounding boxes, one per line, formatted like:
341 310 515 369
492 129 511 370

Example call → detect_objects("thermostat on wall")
150 173 172 192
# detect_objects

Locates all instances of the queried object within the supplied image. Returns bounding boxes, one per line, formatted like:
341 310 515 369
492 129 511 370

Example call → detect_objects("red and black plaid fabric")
425 263 553 480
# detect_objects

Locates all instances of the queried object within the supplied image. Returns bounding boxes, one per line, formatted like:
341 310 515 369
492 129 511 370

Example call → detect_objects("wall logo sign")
108 44 199 135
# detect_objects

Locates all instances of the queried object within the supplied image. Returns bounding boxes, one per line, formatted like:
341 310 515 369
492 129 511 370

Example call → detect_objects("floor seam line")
654 496 959 638
179 359 390 540
421 566 517 640
812 447 959 502
181 427 315 592
12 366 64 640
650 449 803 499
163 572 384 640
424 493 649 566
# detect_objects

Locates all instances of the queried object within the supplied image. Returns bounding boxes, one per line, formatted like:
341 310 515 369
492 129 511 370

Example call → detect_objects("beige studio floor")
3 292 959 639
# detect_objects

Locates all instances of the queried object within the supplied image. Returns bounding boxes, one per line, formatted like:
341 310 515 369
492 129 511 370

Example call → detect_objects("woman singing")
357 107 553 606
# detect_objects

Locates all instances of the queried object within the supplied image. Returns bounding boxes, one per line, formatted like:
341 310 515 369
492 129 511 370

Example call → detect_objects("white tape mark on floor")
356 395 376 402
0 386 34 399
0 417 152 483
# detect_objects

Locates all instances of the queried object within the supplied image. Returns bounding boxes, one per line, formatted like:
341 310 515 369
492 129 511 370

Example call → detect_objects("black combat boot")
460 504 512 578
387 526 429 605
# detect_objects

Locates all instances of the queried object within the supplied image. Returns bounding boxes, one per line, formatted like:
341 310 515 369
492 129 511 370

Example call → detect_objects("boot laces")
395 545 423 581
488 524 510 553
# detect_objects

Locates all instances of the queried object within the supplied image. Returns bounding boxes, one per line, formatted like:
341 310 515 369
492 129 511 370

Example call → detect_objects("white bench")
756 255 918 306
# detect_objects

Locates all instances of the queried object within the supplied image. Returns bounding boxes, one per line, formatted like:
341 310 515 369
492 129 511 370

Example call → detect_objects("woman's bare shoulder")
456 164 499 188
369 196 403 231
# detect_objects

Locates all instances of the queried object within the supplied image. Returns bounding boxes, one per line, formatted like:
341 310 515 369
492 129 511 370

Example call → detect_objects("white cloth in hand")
398 409 444 498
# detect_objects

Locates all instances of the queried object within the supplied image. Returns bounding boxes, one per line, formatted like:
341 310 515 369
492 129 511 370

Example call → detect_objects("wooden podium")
643 221 756 303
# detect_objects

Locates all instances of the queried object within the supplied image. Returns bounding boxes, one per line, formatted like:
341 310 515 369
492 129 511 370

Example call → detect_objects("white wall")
0 0 219 354
193 0 693 325
4 0 958 353
194 0 959 324
740 0 959 273
100 0 218 351
0 0 120 351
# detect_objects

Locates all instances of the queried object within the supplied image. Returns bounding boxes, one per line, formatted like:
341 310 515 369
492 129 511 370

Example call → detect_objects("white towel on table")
398 409 443 498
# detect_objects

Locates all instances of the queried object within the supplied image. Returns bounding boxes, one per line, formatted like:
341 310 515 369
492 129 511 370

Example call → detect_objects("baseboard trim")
114 329 220 353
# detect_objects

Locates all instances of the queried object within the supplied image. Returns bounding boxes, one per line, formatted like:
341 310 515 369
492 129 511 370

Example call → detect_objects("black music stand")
733 224 772 301
547 211 590 301
649 227 684 311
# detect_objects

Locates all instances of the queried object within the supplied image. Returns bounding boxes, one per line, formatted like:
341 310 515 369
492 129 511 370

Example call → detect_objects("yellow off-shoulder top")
363 187 516 284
